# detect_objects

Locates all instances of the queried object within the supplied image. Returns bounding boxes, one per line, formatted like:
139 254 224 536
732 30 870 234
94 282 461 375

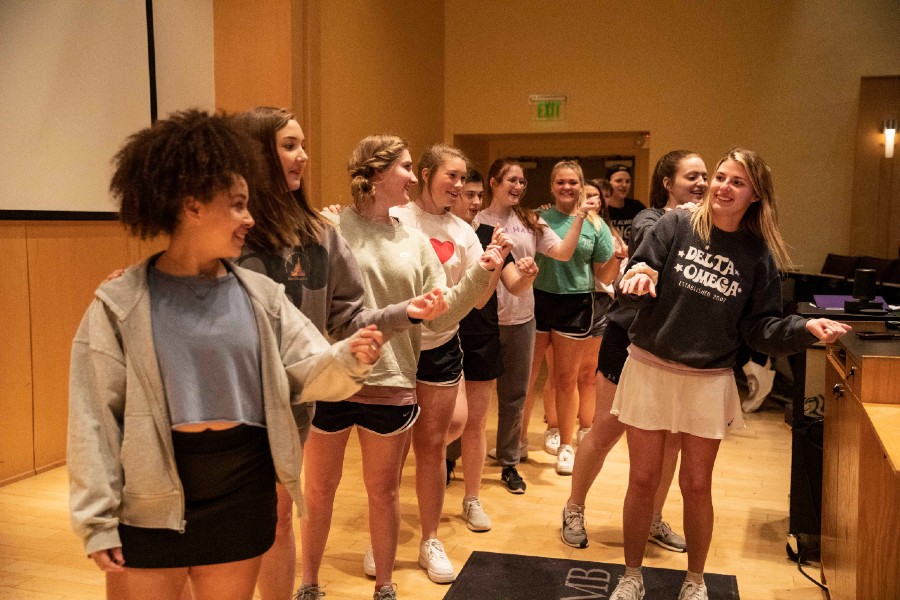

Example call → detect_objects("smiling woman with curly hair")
68 109 384 600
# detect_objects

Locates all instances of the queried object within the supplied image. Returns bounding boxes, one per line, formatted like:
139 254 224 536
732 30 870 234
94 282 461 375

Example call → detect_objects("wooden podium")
821 335 900 599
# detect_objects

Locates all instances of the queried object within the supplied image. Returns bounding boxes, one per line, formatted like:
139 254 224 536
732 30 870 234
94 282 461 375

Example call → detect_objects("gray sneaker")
462 496 492 532
561 504 588 548
648 519 687 552
609 575 645 600
293 584 325 600
373 584 398 600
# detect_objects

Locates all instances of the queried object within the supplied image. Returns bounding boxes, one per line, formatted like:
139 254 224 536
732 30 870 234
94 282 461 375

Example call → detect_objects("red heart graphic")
430 238 455 264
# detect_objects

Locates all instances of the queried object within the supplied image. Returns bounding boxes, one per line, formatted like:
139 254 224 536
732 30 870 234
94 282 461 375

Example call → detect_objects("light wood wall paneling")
0 223 35 484
25 221 132 470
213 0 293 114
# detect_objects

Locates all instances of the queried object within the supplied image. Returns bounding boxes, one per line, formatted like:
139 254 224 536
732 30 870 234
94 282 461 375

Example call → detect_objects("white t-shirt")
473 209 561 326
391 202 484 349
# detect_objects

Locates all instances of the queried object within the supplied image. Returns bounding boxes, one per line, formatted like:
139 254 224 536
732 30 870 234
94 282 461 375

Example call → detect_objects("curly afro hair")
110 109 264 239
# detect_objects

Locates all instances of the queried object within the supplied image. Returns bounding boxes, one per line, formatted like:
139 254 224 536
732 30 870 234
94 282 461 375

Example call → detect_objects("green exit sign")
530 94 566 121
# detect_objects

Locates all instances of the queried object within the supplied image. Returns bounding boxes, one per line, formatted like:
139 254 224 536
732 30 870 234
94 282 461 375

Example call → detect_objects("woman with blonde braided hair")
297 135 502 600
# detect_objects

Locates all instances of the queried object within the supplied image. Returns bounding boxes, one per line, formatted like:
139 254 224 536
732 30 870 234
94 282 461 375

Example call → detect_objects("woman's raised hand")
407 288 448 321
515 256 539 278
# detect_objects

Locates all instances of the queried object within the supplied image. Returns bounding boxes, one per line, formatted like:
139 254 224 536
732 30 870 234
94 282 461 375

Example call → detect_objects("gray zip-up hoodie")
67 255 372 556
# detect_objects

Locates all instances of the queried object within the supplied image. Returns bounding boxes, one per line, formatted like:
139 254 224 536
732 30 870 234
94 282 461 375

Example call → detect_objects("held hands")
515 256 539 278
89 547 125 572
619 273 656 297
349 325 384 365
805 318 852 344
479 246 504 271
323 204 345 215
490 227 514 259
407 288 448 321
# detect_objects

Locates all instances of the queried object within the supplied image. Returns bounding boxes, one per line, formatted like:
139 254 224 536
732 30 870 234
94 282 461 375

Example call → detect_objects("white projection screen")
0 1 152 216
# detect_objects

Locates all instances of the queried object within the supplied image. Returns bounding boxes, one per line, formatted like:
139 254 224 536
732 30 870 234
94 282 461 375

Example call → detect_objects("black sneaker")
446 458 456 487
501 466 526 494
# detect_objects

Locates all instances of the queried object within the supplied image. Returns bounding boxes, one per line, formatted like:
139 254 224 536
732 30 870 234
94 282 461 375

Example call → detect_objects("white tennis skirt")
611 345 744 439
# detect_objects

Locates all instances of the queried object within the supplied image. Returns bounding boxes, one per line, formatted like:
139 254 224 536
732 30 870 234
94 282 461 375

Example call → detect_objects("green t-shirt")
533 208 613 294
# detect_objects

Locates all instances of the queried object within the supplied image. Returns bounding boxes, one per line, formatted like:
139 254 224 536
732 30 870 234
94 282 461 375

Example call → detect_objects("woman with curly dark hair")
67 109 384 600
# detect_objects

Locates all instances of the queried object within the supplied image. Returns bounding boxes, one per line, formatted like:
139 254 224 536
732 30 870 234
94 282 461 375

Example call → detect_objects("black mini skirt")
118 424 277 568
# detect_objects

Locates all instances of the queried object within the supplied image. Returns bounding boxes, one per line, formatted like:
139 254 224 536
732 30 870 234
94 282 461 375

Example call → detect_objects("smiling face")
276 119 308 192
709 159 757 231
452 180 484 223
374 149 418 206
424 155 467 211
551 167 582 212
490 165 527 207
197 175 254 258
609 171 632 204
664 156 708 207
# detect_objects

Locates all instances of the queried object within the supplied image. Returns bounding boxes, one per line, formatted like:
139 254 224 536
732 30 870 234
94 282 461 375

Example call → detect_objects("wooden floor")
0 392 827 600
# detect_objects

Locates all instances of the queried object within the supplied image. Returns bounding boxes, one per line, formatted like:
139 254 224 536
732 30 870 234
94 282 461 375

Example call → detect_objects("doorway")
453 131 650 208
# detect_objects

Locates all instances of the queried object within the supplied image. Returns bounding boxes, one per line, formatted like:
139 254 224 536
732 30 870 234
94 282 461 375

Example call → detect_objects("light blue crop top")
148 263 264 428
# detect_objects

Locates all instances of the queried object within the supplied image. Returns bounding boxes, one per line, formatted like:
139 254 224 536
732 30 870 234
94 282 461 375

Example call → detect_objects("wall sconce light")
885 118 897 159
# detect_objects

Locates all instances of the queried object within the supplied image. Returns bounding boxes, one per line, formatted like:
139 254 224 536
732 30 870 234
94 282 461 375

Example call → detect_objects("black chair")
856 256 896 283
820 253 860 278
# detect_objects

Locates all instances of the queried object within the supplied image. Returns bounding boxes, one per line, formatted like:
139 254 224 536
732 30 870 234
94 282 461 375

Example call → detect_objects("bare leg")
189 557 263 600
299 428 352 586
358 427 409 589
446 379 468 445
576 337 602 429
549 332 588 447
567 373 625 506
654 433 682 515
542 346 557 426
521 331 551 444
413 382 459 541
461 378 494 499
621 426 668 568
119 567 190 600
256 484 296 600
678 433 721 574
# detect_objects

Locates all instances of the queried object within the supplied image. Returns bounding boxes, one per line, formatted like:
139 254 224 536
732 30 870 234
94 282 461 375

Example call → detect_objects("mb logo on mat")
562 567 612 599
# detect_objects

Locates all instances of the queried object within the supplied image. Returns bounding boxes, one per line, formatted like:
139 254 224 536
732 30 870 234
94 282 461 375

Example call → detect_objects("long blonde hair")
550 160 601 231
690 147 793 270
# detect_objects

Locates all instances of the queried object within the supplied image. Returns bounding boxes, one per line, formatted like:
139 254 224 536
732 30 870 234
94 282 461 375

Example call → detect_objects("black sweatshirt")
617 210 815 369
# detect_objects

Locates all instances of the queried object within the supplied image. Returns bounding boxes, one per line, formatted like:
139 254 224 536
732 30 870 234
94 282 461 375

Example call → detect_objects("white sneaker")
462 496 492 532
363 544 376 577
609 575 645 600
418 538 456 583
577 427 590 444
543 428 560 455
555 444 575 475
678 580 708 600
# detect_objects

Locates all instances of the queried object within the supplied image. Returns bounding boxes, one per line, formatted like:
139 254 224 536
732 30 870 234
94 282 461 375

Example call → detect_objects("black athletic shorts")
311 400 420 436
587 293 615 338
459 333 503 381
534 289 595 339
596 319 630 384
416 334 464 385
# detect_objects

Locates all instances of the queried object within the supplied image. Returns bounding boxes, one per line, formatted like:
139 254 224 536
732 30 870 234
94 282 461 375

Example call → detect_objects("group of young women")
67 106 851 600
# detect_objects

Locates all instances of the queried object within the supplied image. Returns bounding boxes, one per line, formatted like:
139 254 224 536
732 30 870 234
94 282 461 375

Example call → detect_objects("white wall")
0 0 214 213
